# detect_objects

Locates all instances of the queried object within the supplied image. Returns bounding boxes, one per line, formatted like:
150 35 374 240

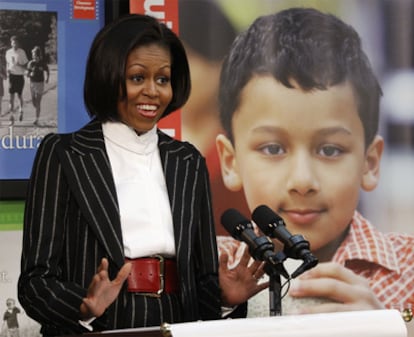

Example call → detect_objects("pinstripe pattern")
18 119 221 336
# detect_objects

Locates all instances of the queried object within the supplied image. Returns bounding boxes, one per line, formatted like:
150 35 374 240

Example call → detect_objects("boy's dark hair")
84 13 191 121
179 0 236 62
219 7 382 146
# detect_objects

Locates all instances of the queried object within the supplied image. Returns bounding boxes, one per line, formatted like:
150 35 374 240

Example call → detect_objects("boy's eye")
318 145 343 157
259 143 284 156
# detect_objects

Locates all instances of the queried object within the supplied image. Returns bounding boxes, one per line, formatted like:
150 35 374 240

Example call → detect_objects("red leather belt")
125 255 179 296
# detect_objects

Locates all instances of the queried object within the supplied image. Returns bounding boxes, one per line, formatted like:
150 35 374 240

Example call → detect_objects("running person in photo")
26 46 49 126
5 35 28 123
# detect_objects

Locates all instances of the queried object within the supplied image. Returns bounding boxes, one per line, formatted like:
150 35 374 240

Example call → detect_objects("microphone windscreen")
252 205 283 233
221 208 249 237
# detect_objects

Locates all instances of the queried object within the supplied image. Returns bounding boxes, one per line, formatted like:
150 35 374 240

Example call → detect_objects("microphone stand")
263 250 319 316
263 251 288 316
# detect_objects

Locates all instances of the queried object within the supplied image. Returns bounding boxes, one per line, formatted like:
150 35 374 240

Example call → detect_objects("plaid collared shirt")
334 211 414 310
218 211 414 311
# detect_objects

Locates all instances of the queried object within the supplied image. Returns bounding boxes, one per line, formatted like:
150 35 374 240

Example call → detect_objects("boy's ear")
361 135 384 191
216 134 243 191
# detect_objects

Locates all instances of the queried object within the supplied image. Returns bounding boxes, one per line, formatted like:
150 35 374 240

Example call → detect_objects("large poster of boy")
177 0 414 334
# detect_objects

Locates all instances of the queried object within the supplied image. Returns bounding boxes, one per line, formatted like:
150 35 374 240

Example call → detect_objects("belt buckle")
154 254 165 296
142 254 164 298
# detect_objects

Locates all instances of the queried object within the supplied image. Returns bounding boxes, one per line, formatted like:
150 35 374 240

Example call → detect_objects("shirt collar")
102 121 158 155
333 211 400 273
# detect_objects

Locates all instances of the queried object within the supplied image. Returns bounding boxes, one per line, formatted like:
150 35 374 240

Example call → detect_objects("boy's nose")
286 152 320 195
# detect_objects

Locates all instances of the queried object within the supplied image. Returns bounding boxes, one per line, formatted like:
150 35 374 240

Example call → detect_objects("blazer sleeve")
192 154 248 320
18 134 91 334
192 156 223 320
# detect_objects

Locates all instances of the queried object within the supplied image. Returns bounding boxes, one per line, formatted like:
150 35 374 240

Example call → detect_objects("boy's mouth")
280 209 324 225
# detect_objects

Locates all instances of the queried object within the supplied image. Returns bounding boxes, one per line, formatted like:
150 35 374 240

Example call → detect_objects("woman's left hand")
219 245 269 306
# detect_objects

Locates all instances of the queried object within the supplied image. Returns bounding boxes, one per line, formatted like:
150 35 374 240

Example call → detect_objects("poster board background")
0 0 413 335
129 0 414 236
0 1 105 335
2 0 412 230
0 0 105 199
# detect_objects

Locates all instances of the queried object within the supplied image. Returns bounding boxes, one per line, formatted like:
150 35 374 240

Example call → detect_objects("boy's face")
216 75 383 258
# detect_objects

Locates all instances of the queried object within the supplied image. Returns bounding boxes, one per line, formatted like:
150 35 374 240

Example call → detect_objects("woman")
18 14 266 336
26 46 49 126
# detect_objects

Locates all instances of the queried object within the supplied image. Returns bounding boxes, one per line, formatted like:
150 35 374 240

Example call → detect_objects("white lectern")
77 309 407 337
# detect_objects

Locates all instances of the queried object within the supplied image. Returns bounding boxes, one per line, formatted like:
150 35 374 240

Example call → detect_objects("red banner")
72 0 97 20
130 0 179 33
129 0 180 139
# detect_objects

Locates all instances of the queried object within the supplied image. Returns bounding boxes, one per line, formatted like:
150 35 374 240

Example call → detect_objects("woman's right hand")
80 258 132 319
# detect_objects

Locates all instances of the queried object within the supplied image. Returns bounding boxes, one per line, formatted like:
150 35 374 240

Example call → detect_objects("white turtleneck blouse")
102 121 176 258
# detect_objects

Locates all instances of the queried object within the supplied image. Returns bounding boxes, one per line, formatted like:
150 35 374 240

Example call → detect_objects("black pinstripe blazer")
18 119 222 335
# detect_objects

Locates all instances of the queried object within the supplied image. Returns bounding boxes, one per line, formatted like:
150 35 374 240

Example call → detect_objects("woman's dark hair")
219 8 382 146
84 13 191 120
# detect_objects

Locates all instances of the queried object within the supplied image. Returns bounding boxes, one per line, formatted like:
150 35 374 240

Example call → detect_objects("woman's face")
32 52 40 61
117 43 173 134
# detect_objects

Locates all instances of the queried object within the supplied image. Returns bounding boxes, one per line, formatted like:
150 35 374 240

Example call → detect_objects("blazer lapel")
158 131 195 266
58 120 125 268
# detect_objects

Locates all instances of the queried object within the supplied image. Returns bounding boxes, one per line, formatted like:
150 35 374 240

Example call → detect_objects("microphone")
251 205 318 278
221 208 289 278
